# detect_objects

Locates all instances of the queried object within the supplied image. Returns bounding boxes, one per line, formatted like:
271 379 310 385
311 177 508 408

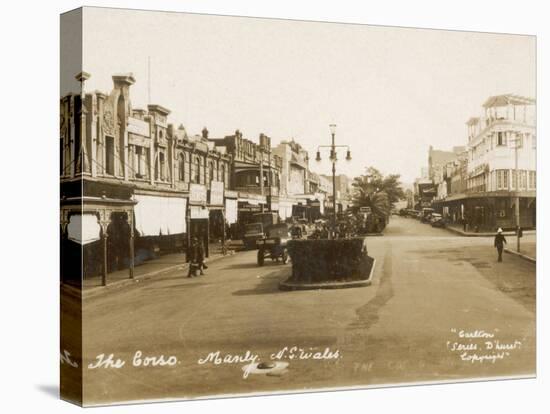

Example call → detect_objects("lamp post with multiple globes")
315 124 352 239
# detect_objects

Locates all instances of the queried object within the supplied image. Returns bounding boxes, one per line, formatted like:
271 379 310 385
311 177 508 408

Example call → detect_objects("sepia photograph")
59 6 536 407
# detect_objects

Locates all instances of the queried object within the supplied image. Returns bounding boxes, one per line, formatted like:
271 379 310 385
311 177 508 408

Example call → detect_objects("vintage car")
420 208 435 223
256 223 291 266
430 213 446 228
243 222 265 250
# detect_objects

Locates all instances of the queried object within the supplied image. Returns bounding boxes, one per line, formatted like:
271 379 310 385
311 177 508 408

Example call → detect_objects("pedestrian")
320 224 329 239
462 216 467 232
187 237 199 278
494 228 507 262
197 236 207 275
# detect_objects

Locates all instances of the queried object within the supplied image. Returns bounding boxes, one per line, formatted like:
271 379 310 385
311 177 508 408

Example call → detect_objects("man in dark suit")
494 228 507 262
187 237 206 277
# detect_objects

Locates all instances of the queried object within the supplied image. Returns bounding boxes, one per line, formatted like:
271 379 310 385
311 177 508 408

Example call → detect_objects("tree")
351 167 405 213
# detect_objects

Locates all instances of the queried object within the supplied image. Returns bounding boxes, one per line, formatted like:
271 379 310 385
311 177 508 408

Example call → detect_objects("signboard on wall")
190 205 209 219
189 184 207 205
128 117 151 136
209 181 224 206
225 198 238 224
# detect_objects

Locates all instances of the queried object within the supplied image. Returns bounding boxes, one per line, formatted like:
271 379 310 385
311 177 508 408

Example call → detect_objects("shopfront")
188 183 209 257
208 181 225 244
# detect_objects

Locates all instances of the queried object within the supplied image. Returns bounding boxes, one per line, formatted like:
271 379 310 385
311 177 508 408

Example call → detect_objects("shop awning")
134 195 187 236
67 214 101 245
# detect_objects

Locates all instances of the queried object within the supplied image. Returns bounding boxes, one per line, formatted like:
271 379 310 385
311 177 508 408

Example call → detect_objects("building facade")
60 73 232 284
211 131 285 233
432 94 536 230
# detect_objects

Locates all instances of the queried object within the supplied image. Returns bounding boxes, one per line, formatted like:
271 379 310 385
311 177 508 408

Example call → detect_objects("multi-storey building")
273 139 324 221
320 174 352 213
433 94 536 230
60 73 232 284
211 131 285 229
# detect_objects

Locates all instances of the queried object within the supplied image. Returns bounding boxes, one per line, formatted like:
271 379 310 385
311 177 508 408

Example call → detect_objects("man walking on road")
187 237 206 277
494 228 507 262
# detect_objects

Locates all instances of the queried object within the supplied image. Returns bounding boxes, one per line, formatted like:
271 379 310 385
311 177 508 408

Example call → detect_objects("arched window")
178 153 185 181
209 161 215 183
194 157 201 184
221 164 226 186
159 152 165 181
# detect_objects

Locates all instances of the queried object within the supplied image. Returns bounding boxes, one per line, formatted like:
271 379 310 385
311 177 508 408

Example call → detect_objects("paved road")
64 216 536 405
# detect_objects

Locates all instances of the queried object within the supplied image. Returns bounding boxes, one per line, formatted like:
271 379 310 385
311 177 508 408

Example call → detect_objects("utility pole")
259 146 264 213
331 131 337 237
514 133 520 253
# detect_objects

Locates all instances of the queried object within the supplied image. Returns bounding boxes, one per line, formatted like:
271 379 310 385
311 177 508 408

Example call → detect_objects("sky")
72 7 536 183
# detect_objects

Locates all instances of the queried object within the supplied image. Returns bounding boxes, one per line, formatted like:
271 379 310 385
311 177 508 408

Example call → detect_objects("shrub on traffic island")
286 238 373 284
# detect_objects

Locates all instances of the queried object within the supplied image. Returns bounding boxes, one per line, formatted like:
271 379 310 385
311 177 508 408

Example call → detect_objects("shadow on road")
348 245 394 331
146 281 212 290
232 270 289 296
221 262 260 270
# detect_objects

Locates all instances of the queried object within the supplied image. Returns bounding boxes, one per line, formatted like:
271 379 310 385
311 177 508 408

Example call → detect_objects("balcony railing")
466 184 487 194
234 185 279 196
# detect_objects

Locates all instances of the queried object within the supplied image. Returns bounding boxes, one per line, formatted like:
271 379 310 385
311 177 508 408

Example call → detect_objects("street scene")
61 216 535 405
60 8 536 406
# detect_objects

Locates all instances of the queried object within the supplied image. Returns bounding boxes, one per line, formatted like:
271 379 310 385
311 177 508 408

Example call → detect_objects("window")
194 157 201 184
105 136 115 175
178 153 185 181
496 170 509 190
529 171 536 189
517 135 523 148
135 146 143 178
209 161 215 183
503 170 508 189
497 131 506 146
159 153 165 181
221 164 226 186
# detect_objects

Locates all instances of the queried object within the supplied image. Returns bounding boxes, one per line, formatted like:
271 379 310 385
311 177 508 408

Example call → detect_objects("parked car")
421 208 435 223
243 222 265 250
256 223 291 266
431 214 446 228
428 213 442 224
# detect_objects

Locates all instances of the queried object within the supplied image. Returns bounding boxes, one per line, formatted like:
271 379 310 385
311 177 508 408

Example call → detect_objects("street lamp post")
316 124 352 239
330 124 337 231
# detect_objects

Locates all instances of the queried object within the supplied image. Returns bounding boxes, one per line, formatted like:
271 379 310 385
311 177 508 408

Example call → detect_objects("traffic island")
279 238 376 291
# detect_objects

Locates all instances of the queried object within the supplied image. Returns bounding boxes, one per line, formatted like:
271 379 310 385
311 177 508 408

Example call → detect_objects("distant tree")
351 167 405 215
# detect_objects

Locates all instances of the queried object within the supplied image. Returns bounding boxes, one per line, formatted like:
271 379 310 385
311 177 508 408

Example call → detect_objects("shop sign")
189 184 207 205
209 181 224 206
190 205 209 219
238 204 262 212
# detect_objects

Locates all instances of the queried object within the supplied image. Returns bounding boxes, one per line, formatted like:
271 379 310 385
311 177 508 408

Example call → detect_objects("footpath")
61 241 242 299
504 240 536 263
445 225 536 262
